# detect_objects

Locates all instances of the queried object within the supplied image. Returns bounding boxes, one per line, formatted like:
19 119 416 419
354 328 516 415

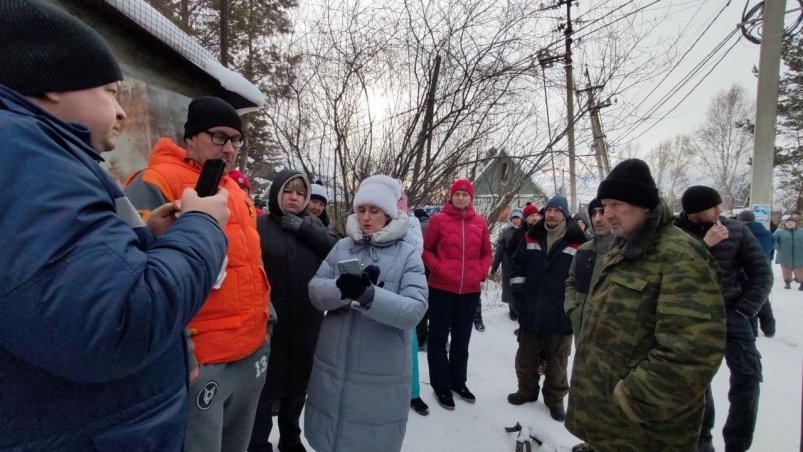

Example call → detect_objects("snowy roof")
103 0 264 111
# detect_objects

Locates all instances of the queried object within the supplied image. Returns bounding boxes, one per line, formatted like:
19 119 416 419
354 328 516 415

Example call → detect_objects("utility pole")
579 70 611 179
220 0 230 67
562 0 577 212
750 0 786 229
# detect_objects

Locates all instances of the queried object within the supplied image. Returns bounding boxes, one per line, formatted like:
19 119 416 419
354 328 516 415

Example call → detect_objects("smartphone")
195 159 226 197
338 259 362 276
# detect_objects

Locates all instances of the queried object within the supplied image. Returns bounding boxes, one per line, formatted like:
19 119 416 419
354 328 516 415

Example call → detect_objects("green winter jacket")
564 233 613 336
565 201 726 452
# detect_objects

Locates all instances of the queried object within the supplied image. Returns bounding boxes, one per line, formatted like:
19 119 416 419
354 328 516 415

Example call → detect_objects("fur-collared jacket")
566 201 726 452
305 214 428 452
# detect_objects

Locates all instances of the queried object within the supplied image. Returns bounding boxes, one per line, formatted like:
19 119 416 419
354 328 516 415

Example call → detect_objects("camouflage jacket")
565 201 726 452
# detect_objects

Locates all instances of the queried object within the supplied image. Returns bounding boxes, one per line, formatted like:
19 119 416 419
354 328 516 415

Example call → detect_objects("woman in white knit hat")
304 175 428 452
307 180 331 228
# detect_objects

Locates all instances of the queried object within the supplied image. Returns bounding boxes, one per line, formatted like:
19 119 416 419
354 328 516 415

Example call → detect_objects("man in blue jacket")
737 210 776 337
0 1 230 450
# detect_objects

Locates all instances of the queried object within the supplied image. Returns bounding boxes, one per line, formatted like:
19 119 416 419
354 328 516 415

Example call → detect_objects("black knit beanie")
0 0 123 96
183 97 243 140
681 186 722 214
597 159 659 209
587 198 603 217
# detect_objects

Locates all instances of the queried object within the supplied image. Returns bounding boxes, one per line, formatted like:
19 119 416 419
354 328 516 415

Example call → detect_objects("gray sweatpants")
184 341 269 452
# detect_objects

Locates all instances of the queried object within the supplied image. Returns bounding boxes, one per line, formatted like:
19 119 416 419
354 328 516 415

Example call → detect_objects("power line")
614 1 735 139
622 32 742 144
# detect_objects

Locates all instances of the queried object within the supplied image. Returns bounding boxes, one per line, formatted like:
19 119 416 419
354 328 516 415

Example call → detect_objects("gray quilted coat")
304 213 428 452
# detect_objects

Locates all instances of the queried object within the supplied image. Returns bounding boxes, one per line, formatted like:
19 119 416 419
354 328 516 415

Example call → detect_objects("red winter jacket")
423 202 493 294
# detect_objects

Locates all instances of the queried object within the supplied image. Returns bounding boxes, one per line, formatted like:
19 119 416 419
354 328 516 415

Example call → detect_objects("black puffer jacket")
674 214 773 317
259 169 337 399
511 218 587 333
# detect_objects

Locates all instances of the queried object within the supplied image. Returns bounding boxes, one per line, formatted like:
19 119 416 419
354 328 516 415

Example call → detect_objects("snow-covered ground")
274 264 802 451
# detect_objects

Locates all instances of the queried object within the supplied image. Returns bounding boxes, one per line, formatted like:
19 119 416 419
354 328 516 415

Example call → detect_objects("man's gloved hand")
511 282 525 298
281 214 303 233
336 272 372 300
364 265 384 287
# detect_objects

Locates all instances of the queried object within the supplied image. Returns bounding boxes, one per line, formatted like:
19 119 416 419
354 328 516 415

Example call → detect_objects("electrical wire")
621 31 742 144
612 1 734 139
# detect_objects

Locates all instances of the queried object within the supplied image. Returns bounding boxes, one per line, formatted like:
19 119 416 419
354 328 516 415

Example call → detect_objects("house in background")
50 0 263 185
471 149 547 222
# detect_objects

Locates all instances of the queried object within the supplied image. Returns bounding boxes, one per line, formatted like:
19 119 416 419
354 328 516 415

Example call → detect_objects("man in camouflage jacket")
565 160 726 452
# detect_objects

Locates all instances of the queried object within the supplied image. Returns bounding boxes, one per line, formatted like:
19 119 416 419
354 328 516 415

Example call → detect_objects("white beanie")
310 182 328 205
352 175 402 219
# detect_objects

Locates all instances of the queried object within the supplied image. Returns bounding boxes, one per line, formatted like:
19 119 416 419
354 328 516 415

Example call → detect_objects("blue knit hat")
509 208 523 221
545 195 569 218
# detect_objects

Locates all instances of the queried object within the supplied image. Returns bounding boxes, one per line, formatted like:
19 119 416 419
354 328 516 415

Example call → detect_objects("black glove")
336 272 372 300
364 265 384 287
511 281 525 298
281 214 303 233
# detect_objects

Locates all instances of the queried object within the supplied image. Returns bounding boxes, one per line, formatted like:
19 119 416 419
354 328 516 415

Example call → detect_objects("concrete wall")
50 0 250 185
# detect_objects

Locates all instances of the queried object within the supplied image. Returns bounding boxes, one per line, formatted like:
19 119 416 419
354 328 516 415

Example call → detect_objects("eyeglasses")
203 130 244 149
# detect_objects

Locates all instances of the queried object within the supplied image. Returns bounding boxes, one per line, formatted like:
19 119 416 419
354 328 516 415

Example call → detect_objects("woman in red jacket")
423 179 493 410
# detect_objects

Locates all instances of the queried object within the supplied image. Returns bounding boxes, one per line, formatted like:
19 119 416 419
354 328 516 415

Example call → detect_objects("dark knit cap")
681 186 722 214
184 97 243 140
0 1 123 96
545 195 570 217
587 198 603 217
597 159 659 209
413 208 429 219
737 210 755 223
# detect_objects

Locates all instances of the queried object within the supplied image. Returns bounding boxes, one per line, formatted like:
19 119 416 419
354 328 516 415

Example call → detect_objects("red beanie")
522 202 539 218
450 179 475 199
229 169 250 189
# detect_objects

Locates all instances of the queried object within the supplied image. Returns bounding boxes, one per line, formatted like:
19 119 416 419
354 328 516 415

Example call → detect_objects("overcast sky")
609 0 773 155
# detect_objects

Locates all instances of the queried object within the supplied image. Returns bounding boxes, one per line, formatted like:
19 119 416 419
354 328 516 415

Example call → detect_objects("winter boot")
548 404 566 422
410 397 429 415
434 391 455 411
784 279 791 289
474 310 485 332
507 391 538 405
799 282 803 291
451 385 476 403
